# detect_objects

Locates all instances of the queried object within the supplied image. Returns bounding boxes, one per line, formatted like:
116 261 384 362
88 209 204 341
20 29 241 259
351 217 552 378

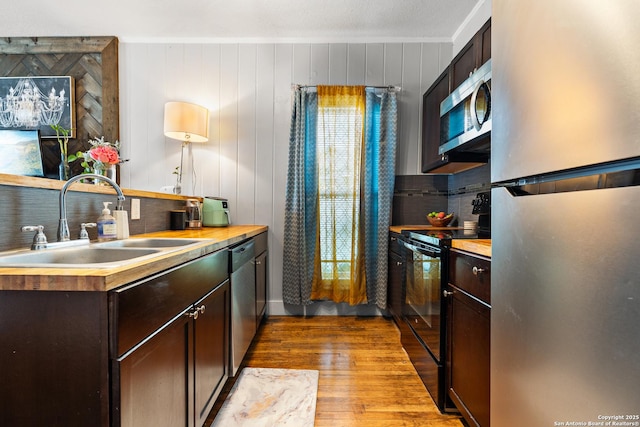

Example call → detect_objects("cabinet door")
194 281 230 427
451 18 492 89
116 312 192 427
450 43 477 89
421 69 450 173
447 286 490 427
387 236 404 322
255 250 267 325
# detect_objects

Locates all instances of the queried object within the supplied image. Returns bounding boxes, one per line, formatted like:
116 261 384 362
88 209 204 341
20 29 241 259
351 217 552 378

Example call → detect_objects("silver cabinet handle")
443 290 454 297
186 304 206 320
396 261 402 266
472 266 485 276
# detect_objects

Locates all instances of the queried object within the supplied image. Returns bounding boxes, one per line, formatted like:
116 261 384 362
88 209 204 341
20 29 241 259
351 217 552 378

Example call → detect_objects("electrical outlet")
131 198 141 220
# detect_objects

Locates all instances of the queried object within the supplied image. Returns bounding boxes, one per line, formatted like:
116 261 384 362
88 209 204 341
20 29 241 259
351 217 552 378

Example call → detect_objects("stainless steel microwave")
439 59 492 155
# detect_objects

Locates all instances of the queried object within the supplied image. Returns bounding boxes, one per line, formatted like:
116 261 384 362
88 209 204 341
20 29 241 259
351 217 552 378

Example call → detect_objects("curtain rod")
292 84 401 92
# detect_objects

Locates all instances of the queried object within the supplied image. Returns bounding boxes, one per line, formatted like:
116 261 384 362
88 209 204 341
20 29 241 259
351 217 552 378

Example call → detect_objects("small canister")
170 210 187 230
185 199 202 229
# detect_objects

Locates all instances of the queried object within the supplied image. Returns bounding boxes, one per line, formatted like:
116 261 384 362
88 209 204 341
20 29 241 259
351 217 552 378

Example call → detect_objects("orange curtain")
310 85 367 305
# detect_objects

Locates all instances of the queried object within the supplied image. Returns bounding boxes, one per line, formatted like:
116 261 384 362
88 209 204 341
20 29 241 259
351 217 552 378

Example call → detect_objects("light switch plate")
131 198 141 220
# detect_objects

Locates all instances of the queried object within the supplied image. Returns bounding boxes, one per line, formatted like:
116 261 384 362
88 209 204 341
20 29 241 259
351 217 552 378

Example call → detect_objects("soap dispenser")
113 206 130 240
97 202 117 241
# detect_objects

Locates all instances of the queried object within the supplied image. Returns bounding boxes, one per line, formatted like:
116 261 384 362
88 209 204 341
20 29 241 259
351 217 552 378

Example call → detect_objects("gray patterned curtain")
282 88 318 305
282 86 398 309
364 89 398 309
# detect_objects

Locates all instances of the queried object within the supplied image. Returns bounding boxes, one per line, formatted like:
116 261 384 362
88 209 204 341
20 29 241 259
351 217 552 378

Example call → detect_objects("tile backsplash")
393 162 491 227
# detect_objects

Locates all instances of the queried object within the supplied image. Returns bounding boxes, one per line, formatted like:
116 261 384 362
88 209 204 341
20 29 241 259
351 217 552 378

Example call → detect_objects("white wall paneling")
119 41 451 314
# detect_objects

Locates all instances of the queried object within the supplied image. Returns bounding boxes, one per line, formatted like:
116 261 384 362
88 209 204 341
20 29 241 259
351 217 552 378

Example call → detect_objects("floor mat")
212 367 319 426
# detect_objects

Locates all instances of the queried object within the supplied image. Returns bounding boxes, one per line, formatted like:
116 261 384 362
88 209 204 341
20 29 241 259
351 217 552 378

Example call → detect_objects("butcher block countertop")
0 225 267 292
451 239 492 258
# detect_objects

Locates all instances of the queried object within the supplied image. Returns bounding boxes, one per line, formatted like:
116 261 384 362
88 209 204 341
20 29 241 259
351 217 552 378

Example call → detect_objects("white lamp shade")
164 101 209 143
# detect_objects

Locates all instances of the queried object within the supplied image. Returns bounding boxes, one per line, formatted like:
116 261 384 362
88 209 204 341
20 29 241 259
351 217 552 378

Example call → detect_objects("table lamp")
163 101 209 194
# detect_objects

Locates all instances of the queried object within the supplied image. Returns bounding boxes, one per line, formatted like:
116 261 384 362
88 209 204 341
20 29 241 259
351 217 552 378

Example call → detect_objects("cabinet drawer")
110 249 229 357
449 250 491 305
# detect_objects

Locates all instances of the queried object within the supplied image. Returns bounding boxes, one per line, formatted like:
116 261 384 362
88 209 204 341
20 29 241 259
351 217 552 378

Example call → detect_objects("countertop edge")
0 225 267 292
451 239 492 258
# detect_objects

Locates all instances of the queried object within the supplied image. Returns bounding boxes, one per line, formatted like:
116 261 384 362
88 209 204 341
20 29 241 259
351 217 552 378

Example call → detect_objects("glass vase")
59 154 70 181
93 164 117 185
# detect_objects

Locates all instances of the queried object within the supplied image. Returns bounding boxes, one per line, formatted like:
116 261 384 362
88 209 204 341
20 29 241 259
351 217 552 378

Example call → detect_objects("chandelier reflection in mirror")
0 77 69 130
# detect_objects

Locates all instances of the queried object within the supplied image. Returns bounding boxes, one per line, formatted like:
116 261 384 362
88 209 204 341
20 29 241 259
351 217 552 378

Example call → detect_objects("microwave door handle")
471 80 491 131
470 79 484 131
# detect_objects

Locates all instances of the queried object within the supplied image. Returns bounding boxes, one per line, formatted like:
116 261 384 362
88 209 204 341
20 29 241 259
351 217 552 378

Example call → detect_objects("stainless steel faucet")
58 173 126 242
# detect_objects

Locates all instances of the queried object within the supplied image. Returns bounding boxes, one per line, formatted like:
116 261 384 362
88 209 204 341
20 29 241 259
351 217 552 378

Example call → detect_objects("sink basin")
95 238 205 249
0 247 161 268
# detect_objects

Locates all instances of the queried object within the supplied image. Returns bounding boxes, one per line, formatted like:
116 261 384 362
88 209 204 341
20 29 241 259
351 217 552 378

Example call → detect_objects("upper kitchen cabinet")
421 70 451 173
451 19 492 89
421 18 491 174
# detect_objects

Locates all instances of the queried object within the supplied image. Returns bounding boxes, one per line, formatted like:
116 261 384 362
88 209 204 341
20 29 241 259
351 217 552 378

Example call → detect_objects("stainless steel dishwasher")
229 239 256 376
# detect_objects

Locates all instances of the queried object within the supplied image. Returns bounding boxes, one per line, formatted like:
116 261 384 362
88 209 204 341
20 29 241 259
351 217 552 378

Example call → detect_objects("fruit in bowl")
427 211 455 227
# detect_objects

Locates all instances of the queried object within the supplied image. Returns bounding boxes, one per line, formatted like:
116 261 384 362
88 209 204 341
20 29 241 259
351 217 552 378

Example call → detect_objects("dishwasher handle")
229 240 256 272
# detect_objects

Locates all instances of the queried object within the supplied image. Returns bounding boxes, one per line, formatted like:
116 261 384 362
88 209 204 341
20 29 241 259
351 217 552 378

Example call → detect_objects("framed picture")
0 129 45 177
0 76 75 138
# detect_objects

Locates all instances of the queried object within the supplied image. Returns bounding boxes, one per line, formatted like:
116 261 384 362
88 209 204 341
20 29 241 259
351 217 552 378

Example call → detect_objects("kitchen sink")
94 238 206 249
0 247 162 268
0 238 210 269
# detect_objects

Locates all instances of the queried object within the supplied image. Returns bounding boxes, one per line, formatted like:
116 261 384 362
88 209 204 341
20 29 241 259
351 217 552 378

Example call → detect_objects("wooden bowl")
427 214 454 227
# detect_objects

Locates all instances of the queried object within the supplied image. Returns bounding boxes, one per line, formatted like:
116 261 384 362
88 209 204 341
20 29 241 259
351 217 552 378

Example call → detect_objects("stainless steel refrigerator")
491 1 640 426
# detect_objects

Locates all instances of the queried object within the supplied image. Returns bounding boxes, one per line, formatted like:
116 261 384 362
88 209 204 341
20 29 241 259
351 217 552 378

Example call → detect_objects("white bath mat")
211 367 319 427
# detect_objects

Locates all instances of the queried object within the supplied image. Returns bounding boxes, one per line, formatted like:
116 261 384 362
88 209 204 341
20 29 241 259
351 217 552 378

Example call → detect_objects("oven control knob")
443 290 454 297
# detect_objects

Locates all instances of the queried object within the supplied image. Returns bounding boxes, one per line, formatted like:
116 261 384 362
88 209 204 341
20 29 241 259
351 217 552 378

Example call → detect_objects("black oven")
397 193 491 413
401 227 488 413
401 231 456 413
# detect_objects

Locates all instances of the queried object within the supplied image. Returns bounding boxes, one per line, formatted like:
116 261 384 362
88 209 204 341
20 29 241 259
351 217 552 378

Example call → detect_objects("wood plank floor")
206 316 464 427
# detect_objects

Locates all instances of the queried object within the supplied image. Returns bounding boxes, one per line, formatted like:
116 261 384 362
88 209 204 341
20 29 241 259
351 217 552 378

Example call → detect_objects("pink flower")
89 146 119 165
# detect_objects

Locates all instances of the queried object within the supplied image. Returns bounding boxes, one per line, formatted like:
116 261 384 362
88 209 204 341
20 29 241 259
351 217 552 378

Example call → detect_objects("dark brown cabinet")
193 283 230 427
386 232 404 322
0 250 230 427
421 70 451 173
451 19 492 89
111 249 230 427
421 18 491 174
446 250 491 427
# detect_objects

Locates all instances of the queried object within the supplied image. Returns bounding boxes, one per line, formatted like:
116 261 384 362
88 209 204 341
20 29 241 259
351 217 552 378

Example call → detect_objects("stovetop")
402 227 489 247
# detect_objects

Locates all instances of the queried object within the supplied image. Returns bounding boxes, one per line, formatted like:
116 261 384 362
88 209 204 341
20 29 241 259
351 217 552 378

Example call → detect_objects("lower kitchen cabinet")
112 250 230 427
0 249 230 427
446 249 491 427
387 232 404 322
193 282 230 426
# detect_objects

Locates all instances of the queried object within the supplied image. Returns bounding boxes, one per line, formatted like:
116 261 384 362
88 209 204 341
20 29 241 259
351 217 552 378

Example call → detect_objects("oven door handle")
402 241 441 258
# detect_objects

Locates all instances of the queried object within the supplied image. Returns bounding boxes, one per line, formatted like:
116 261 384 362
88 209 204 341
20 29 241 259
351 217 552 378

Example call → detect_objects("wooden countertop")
0 225 267 292
451 239 492 258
